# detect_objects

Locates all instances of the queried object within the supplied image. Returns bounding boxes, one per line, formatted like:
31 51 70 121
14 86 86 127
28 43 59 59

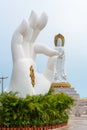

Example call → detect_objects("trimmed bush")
0 89 74 127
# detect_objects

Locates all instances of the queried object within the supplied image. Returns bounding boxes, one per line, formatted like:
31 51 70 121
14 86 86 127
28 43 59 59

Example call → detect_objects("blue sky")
0 0 87 98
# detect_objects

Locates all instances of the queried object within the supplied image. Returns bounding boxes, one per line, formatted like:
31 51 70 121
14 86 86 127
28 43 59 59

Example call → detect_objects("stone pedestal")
53 87 80 99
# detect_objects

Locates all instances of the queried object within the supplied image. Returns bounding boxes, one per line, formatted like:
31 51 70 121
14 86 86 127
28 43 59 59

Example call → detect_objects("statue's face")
57 38 62 46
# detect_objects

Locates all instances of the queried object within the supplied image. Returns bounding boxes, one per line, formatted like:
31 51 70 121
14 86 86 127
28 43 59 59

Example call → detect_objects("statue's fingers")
16 19 29 35
29 10 38 30
37 12 48 30
28 11 48 42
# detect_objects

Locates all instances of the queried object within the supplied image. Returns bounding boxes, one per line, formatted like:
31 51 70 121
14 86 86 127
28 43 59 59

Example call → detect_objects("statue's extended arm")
33 44 59 57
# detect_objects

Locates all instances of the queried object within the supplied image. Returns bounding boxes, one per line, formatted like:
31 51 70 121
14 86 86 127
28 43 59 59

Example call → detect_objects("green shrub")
0 89 74 127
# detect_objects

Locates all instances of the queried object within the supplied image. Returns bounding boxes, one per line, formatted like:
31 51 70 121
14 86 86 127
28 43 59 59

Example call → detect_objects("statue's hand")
59 53 64 57
59 49 64 57
62 73 67 80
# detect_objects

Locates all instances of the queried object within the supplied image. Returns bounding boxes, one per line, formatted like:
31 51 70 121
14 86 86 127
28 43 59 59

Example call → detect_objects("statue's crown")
54 33 65 46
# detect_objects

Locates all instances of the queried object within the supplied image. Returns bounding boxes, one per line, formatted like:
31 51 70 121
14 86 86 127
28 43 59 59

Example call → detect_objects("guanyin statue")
44 34 71 88
53 34 66 82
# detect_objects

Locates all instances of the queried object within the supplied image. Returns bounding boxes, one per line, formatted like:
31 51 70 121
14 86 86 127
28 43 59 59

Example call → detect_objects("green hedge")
0 89 74 127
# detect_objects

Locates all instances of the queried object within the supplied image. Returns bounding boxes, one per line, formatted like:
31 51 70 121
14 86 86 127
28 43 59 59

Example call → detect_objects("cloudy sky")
0 0 87 98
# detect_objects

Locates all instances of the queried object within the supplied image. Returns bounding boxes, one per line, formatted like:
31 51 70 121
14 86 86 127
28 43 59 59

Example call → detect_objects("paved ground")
57 115 87 130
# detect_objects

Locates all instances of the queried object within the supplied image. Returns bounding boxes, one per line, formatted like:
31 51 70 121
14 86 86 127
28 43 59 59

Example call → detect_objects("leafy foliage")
0 89 74 127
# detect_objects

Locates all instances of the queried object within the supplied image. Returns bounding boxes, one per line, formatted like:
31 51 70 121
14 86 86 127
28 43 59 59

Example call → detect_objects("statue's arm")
33 44 59 57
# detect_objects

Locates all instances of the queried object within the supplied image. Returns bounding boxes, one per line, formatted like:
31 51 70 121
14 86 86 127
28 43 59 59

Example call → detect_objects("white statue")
54 35 67 82
6 11 59 97
44 34 67 83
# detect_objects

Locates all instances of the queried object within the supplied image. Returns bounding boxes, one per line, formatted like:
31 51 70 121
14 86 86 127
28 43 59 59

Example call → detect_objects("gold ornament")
51 82 71 88
54 33 65 46
30 65 35 87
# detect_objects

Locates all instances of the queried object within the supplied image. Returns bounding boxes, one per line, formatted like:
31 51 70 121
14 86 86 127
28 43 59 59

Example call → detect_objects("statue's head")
54 34 65 47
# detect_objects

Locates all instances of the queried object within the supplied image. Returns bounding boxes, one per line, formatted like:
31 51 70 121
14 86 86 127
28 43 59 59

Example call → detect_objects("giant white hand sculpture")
6 11 58 97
